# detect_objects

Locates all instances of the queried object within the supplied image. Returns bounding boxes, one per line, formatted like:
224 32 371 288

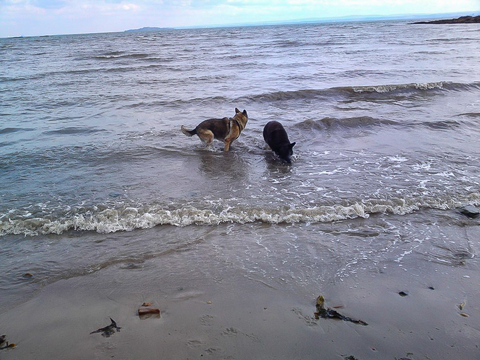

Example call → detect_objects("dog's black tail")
181 125 196 137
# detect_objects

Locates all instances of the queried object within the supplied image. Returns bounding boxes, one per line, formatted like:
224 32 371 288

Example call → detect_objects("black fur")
263 121 295 163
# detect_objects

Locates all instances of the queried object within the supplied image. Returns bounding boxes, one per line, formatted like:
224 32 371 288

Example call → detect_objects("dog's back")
185 118 229 138
263 121 296 163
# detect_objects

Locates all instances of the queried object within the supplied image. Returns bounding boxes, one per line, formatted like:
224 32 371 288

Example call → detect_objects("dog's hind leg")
197 129 215 148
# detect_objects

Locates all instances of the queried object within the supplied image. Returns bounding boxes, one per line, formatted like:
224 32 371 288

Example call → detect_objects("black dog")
263 121 296 163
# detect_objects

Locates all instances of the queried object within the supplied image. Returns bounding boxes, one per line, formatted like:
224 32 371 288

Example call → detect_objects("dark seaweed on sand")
90 318 122 337
314 296 368 326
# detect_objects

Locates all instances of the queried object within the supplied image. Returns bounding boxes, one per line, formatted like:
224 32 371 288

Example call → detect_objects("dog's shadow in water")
197 148 249 180
263 152 294 175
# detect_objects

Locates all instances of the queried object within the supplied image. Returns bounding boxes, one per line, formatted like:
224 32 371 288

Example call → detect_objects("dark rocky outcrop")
413 15 480 24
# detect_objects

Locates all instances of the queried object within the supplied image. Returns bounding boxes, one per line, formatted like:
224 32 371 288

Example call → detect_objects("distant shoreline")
3 13 479 38
412 15 480 24
124 27 173 33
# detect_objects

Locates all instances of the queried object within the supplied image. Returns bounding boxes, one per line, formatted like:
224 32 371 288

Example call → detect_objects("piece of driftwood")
138 302 161 319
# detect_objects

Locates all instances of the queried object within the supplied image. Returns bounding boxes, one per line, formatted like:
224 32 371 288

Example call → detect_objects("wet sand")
1 241 479 360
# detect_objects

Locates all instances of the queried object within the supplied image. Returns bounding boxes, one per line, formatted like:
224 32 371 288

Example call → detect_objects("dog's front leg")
224 139 232 151
224 129 238 151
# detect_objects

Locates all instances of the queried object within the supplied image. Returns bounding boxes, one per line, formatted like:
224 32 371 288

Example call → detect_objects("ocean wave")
0 127 35 135
349 81 480 94
245 81 480 103
349 82 447 93
458 112 480 118
1 195 478 237
294 116 398 130
421 120 462 130
42 127 107 136
118 95 230 109
245 89 333 102
0 64 165 83
293 115 471 133
93 53 151 60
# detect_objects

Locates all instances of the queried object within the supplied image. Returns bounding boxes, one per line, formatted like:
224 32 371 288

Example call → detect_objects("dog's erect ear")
290 142 296 148
243 109 248 117
235 108 240 113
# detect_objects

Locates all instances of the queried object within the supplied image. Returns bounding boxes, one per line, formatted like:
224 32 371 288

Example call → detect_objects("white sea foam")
352 81 446 93
2 194 479 237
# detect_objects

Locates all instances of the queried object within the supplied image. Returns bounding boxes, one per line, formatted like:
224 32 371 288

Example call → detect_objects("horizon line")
2 10 478 39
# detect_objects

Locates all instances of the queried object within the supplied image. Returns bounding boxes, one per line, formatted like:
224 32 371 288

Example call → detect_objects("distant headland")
412 15 480 24
124 27 173 33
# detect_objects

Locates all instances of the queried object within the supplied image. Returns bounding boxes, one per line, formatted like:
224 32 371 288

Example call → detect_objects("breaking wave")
2 194 478 237
245 81 480 103
349 81 448 93
109 80 480 113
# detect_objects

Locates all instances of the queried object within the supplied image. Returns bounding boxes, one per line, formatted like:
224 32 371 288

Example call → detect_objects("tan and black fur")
181 108 248 151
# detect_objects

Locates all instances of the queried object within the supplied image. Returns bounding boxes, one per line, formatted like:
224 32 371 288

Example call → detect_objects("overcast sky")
1 0 479 37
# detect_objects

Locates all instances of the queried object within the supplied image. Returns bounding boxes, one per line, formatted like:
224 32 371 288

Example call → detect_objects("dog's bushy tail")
181 125 196 137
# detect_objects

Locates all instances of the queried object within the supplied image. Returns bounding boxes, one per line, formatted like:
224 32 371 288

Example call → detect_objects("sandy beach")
2 20 480 360
1 223 479 360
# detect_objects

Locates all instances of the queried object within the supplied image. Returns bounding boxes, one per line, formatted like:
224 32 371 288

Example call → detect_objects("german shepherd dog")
181 108 248 151
263 121 296 163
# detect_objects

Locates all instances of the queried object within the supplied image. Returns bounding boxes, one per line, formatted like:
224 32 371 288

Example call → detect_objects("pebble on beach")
459 205 480 218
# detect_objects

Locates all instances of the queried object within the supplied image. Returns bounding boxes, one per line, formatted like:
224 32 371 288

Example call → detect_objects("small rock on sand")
459 205 479 218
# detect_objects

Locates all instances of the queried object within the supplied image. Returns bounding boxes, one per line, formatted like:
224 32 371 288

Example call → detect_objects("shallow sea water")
1 20 480 312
